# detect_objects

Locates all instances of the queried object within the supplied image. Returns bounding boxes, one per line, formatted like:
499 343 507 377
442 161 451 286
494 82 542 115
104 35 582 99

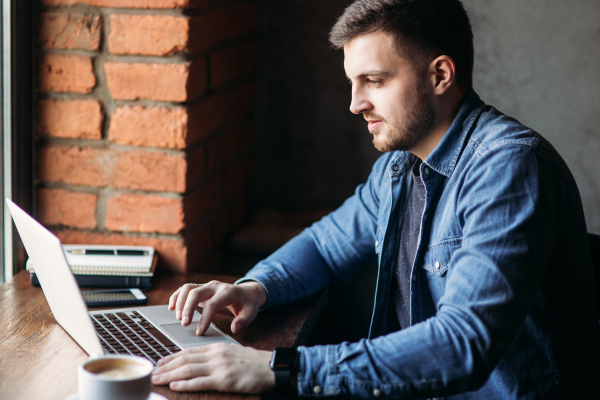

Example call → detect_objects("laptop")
6 198 239 364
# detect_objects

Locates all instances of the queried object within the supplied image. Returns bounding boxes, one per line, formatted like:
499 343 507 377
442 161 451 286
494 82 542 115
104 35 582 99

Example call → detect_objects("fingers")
174 284 198 321
170 376 215 392
168 287 182 311
171 281 260 334
181 285 218 327
195 285 239 335
153 344 275 394
152 360 211 386
157 345 211 367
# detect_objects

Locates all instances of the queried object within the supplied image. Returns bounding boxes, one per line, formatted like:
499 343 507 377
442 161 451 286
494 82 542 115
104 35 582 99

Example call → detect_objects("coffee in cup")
79 355 153 400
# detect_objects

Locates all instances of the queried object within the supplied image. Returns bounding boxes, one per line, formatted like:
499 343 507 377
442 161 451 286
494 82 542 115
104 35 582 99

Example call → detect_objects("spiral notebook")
27 245 158 288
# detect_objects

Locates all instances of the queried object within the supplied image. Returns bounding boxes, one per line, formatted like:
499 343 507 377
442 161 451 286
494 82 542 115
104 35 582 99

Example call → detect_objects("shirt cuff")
296 345 340 398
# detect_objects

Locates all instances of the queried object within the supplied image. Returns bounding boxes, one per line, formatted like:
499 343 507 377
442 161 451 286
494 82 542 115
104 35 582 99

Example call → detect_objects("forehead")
343 31 410 77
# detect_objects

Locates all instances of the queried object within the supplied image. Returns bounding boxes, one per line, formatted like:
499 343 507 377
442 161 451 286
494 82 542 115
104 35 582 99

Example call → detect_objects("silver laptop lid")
6 198 103 356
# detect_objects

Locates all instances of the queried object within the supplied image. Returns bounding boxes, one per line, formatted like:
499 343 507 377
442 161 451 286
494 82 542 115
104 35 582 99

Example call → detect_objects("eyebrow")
347 70 396 80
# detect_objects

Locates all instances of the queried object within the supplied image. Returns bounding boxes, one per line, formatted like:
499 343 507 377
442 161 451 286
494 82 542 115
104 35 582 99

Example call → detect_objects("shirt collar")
423 88 485 177
387 88 485 178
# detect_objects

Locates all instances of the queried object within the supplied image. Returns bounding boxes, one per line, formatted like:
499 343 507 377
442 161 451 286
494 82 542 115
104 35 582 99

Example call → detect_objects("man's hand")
151 343 275 393
168 280 267 335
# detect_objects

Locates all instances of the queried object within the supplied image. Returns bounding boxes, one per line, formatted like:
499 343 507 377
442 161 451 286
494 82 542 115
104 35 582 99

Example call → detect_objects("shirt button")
412 274 417 282
373 389 382 397
392 165 399 171
423 167 430 175
435 261 440 269
375 240 378 247
313 386 322 394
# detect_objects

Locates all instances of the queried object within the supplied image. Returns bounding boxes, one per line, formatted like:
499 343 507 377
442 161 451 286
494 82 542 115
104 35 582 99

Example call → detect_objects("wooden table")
0 270 326 400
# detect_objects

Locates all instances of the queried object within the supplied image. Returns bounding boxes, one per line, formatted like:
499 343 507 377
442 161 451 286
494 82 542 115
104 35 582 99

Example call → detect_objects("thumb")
231 310 255 334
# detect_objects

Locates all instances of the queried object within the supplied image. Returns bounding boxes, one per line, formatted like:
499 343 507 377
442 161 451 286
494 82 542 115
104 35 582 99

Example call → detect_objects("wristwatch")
270 347 299 395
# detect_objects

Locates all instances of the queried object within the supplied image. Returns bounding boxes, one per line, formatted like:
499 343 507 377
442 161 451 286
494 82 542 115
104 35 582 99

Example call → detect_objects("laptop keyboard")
92 311 180 365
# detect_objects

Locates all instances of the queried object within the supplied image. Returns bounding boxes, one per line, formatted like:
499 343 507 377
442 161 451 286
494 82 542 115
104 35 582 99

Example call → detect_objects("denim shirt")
239 89 600 399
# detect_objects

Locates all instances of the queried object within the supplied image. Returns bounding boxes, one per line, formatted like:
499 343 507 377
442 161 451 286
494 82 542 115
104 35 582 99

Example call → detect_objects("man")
151 0 600 398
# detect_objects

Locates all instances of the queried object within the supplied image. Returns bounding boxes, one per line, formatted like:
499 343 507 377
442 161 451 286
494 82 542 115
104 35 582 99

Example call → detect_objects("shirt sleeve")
294 143 566 398
239 153 392 310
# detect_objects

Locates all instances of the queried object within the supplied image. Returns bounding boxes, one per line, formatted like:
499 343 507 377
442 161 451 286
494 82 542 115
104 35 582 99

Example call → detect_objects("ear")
428 56 456 95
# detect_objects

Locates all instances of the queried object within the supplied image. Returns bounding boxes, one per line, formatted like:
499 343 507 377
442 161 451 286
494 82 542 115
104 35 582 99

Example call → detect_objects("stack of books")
27 245 158 288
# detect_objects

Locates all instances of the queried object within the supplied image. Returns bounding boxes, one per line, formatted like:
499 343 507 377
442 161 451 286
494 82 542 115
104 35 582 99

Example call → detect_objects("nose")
349 86 372 115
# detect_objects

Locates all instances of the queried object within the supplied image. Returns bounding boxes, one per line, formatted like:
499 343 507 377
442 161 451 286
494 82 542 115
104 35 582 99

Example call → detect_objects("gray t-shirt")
393 160 426 330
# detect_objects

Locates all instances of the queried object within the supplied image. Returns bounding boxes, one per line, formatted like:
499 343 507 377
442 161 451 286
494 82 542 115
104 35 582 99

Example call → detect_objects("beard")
367 84 436 153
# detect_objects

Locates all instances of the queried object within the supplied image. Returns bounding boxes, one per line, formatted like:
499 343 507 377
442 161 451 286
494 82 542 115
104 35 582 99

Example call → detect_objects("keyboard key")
166 345 180 351
145 328 175 347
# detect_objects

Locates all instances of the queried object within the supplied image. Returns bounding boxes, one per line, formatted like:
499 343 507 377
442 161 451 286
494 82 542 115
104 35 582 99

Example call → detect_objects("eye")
368 79 383 86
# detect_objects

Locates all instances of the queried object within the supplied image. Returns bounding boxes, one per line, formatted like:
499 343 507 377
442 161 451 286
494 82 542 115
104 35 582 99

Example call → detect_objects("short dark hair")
330 0 474 90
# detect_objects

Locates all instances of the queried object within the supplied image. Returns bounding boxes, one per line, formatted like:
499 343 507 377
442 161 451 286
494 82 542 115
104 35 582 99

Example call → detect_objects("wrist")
238 281 267 309
270 348 299 396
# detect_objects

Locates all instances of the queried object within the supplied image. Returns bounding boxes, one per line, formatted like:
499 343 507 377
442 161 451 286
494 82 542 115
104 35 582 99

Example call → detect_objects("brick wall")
35 0 257 273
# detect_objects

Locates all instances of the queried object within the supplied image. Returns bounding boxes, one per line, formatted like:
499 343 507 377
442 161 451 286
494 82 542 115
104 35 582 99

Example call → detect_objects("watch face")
270 348 298 371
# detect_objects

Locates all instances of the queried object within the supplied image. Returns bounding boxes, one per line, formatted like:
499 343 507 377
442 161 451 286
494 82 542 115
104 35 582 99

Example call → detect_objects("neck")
410 87 466 161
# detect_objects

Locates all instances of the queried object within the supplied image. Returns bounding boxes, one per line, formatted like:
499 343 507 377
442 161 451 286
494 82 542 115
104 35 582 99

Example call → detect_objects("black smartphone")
81 288 148 308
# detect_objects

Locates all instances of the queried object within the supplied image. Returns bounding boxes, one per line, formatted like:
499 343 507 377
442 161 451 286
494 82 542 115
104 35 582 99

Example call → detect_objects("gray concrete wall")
253 0 600 233
465 0 600 233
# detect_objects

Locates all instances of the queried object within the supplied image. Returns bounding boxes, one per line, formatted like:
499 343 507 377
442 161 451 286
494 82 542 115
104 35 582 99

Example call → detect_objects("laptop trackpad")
160 323 230 345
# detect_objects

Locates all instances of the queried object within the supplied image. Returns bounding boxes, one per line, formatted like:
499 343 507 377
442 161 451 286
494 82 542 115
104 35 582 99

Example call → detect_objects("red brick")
37 99 102 140
186 84 255 146
39 0 208 8
183 175 222 228
225 156 254 201
109 14 188 56
187 93 227 143
55 229 187 274
211 41 257 87
38 146 197 193
109 106 188 149
105 60 206 102
38 146 108 187
188 3 258 51
106 193 184 234
114 150 189 193
39 53 96 94
39 12 101 51
37 188 97 229
110 84 254 149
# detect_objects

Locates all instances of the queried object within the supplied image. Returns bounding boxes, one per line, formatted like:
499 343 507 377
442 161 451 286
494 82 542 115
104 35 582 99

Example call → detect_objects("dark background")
251 0 380 212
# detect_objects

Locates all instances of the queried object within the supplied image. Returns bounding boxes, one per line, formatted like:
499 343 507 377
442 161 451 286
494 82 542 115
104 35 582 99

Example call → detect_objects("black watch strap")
270 348 299 395
274 370 295 395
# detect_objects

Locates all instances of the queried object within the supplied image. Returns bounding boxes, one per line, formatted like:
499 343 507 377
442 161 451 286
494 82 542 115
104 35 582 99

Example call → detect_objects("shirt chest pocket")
421 239 462 301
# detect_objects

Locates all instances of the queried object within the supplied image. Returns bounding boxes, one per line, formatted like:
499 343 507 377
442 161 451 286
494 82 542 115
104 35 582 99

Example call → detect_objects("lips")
367 120 382 131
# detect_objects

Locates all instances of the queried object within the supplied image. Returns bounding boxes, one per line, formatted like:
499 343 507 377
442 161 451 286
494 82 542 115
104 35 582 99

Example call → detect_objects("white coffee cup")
78 355 154 400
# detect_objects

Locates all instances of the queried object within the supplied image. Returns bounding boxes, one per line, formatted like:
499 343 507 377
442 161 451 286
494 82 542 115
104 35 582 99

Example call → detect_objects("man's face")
344 31 436 153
